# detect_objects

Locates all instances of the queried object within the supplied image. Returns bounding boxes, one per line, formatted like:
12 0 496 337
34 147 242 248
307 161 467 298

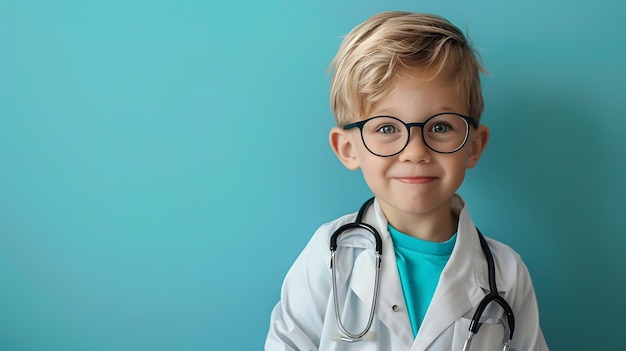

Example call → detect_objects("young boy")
265 11 548 351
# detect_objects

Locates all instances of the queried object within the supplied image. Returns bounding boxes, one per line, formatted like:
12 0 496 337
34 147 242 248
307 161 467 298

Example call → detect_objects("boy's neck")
381 200 458 242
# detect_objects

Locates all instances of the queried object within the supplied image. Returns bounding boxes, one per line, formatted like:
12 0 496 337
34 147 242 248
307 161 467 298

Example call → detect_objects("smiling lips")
396 176 438 184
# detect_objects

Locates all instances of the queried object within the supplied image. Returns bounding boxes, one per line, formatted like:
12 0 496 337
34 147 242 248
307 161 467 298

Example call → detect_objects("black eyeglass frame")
343 112 478 157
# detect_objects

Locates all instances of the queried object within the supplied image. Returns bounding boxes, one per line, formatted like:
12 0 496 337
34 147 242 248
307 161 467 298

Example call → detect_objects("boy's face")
330 70 489 229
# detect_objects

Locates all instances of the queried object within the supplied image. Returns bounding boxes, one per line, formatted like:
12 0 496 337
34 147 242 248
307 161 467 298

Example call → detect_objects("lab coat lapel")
411 196 502 350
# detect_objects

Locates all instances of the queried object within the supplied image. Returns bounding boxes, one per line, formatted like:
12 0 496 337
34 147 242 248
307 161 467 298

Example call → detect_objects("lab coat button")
391 305 399 312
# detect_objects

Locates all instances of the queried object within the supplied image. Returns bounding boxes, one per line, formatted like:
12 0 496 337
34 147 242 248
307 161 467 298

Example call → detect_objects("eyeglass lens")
360 114 469 156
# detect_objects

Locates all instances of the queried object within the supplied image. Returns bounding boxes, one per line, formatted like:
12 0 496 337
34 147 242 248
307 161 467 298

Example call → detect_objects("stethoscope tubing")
463 230 515 351
330 197 382 255
329 198 382 341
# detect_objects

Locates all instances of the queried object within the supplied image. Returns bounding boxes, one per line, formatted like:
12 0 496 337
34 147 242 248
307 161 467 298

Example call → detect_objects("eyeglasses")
343 113 477 157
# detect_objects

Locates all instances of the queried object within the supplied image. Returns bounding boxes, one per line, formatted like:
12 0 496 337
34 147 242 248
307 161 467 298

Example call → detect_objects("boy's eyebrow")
369 106 469 119
434 105 468 114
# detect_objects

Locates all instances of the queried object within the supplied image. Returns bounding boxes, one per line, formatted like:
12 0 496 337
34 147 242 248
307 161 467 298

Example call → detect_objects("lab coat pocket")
451 316 506 351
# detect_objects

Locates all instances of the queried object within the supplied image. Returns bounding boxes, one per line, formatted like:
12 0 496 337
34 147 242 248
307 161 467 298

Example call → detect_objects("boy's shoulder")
313 209 360 239
482 235 523 262
479 234 535 291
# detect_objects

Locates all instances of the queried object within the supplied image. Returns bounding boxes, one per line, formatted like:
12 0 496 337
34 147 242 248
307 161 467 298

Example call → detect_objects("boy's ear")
329 127 360 170
466 125 490 169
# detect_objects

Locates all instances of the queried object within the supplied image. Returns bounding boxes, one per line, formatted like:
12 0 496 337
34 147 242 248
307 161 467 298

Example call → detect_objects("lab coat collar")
349 194 508 349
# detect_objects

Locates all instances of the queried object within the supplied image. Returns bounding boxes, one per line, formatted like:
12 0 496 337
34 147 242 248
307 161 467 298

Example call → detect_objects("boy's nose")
398 130 432 163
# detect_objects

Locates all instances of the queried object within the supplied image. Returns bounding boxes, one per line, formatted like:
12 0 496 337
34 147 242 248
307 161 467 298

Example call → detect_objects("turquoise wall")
1 0 624 350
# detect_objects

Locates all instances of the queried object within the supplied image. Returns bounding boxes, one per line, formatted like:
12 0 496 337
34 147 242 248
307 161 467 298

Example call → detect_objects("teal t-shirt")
388 226 457 337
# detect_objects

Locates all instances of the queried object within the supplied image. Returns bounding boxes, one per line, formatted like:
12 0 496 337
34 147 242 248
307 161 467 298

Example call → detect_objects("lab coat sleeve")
509 258 549 351
265 222 335 351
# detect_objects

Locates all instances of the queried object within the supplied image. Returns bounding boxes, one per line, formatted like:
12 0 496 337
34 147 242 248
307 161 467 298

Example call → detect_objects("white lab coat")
265 195 548 351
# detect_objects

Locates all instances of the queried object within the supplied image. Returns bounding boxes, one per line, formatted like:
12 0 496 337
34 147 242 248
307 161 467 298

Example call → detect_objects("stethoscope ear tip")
502 340 511 351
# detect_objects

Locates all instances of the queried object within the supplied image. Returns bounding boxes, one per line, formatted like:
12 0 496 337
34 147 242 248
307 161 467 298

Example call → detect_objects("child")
265 11 548 351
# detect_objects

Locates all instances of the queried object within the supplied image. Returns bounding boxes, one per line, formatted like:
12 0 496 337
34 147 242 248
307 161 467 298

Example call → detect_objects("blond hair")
329 11 487 126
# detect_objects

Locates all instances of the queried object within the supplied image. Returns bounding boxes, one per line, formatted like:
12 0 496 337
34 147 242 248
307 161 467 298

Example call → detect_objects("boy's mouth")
395 176 438 184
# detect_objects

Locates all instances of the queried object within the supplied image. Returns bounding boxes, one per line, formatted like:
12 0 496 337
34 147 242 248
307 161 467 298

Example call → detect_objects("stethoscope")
329 198 515 350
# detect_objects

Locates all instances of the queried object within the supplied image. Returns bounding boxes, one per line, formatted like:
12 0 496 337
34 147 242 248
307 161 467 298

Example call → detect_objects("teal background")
1 0 624 350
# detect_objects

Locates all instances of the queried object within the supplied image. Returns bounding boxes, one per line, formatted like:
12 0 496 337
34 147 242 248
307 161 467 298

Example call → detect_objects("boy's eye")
430 122 452 133
376 125 398 134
